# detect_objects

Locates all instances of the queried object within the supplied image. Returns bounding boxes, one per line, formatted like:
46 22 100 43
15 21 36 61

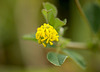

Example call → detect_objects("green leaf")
54 18 65 29
42 2 67 30
22 33 37 42
43 10 66 29
47 9 55 26
84 3 100 33
41 9 55 25
42 9 48 22
63 49 86 69
63 19 67 24
47 52 68 66
43 2 57 17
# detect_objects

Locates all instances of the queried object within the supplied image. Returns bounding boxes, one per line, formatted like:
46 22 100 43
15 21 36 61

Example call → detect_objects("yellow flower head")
36 23 59 47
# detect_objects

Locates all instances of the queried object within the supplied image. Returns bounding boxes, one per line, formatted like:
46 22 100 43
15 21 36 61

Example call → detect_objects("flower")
36 23 59 47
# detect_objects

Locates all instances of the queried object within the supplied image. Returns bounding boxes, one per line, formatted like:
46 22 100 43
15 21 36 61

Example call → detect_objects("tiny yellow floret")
36 23 59 47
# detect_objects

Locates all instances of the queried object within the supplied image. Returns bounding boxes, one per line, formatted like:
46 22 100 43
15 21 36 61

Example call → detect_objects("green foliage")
43 2 57 17
63 49 86 69
84 3 100 33
42 2 67 31
47 52 68 66
23 2 86 69
47 9 55 26
54 18 65 29
42 9 48 22
63 19 67 24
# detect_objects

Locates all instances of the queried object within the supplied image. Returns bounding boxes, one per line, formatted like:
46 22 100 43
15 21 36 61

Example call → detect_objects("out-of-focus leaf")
63 49 86 69
44 10 66 30
43 2 57 17
23 33 37 42
63 19 67 25
47 10 55 26
54 18 65 29
41 9 55 26
47 52 68 66
42 2 67 30
84 3 100 33
42 9 48 22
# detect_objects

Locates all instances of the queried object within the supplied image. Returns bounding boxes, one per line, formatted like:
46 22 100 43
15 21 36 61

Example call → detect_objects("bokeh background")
0 0 100 72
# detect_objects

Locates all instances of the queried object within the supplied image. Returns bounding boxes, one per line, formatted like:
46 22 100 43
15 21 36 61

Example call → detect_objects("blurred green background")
0 0 100 72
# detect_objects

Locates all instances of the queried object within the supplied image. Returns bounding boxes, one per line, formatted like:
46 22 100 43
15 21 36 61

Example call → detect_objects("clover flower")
36 23 59 47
